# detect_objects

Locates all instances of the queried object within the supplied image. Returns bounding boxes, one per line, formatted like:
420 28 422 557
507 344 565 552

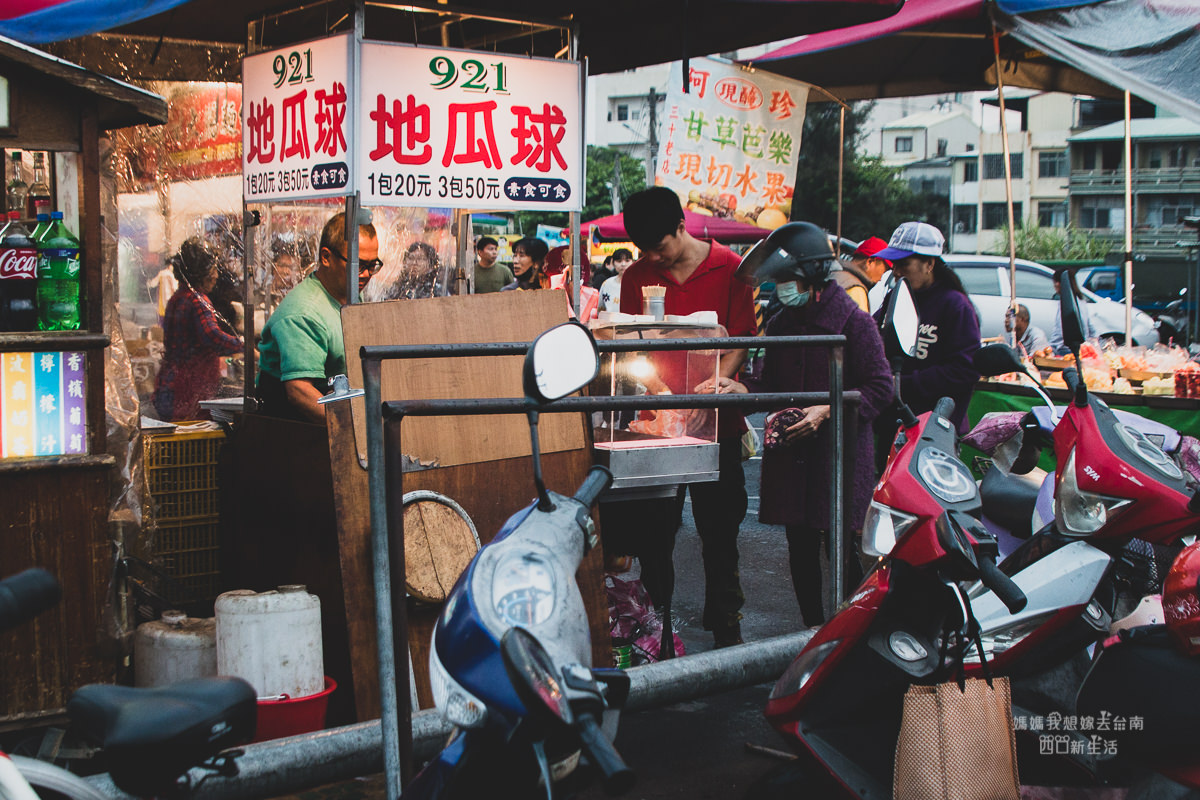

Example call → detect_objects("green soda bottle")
30 213 49 241
36 211 82 331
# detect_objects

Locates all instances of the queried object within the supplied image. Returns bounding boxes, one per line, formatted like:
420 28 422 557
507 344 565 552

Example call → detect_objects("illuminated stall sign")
358 44 582 211
656 58 808 229
1 351 87 458
242 33 354 202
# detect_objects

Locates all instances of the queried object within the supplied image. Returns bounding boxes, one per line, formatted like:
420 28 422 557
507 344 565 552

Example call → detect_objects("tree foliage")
790 102 947 243
513 145 647 235
988 220 1113 261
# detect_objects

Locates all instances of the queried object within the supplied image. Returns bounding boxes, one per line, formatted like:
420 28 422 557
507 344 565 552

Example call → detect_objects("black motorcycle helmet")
735 221 835 288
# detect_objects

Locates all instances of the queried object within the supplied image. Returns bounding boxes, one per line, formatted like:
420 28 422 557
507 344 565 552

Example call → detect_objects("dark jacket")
758 282 894 529
875 280 980 433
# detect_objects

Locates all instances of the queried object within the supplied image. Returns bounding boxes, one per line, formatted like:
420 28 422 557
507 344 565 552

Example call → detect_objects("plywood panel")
341 291 584 468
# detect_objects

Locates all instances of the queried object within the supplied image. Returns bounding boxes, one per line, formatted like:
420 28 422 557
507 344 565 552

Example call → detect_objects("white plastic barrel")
133 610 217 687
215 586 324 698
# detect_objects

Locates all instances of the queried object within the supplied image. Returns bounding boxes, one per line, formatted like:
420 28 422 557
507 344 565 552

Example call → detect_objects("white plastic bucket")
133 610 217 688
215 585 323 698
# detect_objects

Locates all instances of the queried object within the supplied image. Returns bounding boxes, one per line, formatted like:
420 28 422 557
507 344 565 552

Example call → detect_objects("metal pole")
992 26 1018 348
828 342 845 606
383 414 413 787
345 193 361 304
363 357 404 800
836 105 845 256
1123 90 1134 344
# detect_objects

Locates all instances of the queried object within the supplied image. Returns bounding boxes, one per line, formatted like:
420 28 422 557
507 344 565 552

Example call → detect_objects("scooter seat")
980 466 1041 539
68 677 256 796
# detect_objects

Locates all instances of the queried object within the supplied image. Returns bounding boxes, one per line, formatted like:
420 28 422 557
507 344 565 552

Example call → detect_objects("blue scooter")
405 321 634 800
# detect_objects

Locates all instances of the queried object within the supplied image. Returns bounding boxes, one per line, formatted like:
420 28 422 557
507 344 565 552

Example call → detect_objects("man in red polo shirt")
618 187 756 648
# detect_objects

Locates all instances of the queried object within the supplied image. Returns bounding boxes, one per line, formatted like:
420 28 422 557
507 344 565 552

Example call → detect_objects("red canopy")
583 211 772 245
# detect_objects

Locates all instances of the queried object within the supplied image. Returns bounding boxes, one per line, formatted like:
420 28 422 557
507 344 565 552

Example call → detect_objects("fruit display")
683 189 791 229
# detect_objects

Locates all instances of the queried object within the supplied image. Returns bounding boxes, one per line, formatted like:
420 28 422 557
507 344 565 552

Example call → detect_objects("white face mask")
776 281 811 307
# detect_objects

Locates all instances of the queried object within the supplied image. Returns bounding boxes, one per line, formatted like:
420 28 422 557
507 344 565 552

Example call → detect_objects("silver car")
943 255 1160 346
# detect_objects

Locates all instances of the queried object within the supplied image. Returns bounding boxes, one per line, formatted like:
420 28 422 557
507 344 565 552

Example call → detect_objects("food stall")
0 38 166 722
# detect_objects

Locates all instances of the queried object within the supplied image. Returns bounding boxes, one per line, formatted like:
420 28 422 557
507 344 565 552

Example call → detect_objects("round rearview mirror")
884 278 920 358
500 627 573 725
524 322 600 402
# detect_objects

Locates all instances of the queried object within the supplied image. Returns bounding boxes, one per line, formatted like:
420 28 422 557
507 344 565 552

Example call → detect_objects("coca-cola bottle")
0 211 38 332
36 211 82 331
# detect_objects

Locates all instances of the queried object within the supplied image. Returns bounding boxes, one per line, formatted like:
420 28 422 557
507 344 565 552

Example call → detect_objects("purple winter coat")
758 282 895 530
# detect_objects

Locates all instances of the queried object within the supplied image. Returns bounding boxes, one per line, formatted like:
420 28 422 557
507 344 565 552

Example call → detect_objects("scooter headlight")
1056 448 1132 535
862 501 918 557
769 640 841 700
490 550 559 628
916 447 977 504
429 637 487 728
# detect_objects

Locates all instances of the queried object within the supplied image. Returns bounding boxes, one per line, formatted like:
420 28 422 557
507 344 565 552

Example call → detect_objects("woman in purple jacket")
728 222 894 627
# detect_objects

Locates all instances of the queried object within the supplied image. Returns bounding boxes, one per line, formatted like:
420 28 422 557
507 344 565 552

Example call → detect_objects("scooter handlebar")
977 556 1027 614
577 712 635 795
934 397 956 420
574 466 614 509
0 568 61 633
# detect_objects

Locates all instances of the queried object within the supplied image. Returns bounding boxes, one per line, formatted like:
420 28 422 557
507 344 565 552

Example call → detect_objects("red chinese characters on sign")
714 78 763 112
768 90 797 121
443 101 502 168
511 103 568 172
689 69 710 98
247 99 276 164
280 89 311 160
314 82 349 157
370 94 432 165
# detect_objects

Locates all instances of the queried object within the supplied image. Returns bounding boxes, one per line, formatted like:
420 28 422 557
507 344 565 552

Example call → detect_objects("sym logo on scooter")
1084 465 1100 482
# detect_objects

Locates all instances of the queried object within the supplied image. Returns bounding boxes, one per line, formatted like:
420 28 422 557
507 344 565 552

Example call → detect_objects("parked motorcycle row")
5 279 1200 800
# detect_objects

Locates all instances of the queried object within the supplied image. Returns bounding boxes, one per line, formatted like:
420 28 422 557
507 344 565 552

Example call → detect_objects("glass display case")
589 320 723 491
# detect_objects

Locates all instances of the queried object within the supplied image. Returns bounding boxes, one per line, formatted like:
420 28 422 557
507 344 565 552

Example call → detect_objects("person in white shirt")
599 248 634 311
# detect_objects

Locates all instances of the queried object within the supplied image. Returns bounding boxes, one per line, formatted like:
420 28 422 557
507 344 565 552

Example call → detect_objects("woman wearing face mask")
726 222 894 627
501 236 550 291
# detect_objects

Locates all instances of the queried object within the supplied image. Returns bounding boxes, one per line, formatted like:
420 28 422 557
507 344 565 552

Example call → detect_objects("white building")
880 108 979 167
948 91 1076 254
586 65 673 186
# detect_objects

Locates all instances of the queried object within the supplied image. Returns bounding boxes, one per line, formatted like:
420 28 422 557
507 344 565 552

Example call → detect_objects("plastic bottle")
36 211 82 331
0 211 38 332
30 213 49 241
5 151 26 216
26 152 51 221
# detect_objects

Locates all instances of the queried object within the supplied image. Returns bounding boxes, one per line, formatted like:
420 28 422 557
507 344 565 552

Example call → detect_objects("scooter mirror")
973 343 1026 379
524 322 600 402
500 627 574 725
1059 271 1086 352
882 278 920 358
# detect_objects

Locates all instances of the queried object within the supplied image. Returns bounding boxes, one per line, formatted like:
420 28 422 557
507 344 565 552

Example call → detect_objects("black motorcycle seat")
68 676 256 750
980 466 1041 539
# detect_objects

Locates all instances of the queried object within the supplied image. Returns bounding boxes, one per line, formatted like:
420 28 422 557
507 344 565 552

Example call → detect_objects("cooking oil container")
215 586 323 698
133 610 217 687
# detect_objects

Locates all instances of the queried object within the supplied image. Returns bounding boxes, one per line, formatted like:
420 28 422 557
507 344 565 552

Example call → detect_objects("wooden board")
1119 368 1175 382
403 496 478 603
1033 355 1073 370
341 291 583 468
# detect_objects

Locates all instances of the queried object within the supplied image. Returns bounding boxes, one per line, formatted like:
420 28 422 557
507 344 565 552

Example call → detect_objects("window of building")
1078 196 1123 230
962 160 978 183
953 205 978 234
895 136 913 153
1148 147 1162 169
1169 146 1187 168
631 109 641 120
937 138 949 157
983 153 1022 180
1142 194 1199 226
617 104 629 121
1038 201 1068 228
1038 151 1067 178
1082 145 1097 171
982 202 1022 230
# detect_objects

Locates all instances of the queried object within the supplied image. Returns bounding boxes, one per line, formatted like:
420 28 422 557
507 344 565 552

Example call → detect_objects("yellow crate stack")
143 428 225 606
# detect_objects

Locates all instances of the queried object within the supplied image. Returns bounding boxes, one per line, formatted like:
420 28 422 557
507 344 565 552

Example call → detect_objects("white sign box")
357 42 582 211
242 34 354 202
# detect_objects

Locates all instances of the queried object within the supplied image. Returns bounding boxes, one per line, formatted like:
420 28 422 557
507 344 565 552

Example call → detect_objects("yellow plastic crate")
144 428 225 521
154 518 221 606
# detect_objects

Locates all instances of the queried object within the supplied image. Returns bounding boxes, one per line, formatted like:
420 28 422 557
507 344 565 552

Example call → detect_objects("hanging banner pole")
1124 90 1134 344
992 27 1018 347
836 105 845 257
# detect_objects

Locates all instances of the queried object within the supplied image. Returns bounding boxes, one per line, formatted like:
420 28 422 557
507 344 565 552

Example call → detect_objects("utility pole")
647 86 661 184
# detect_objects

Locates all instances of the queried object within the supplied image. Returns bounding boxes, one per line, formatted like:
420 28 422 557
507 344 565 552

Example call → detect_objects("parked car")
1076 264 1190 345
943 255 1160 346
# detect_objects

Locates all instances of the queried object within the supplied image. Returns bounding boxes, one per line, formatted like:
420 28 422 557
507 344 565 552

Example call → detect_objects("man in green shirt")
472 236 513 294
256 212 379 424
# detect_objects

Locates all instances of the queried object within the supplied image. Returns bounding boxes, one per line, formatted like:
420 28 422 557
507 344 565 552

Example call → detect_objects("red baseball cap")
852 236 891 266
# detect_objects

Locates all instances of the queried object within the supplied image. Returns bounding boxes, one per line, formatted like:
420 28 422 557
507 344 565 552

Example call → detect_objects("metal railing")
360 334 859 799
